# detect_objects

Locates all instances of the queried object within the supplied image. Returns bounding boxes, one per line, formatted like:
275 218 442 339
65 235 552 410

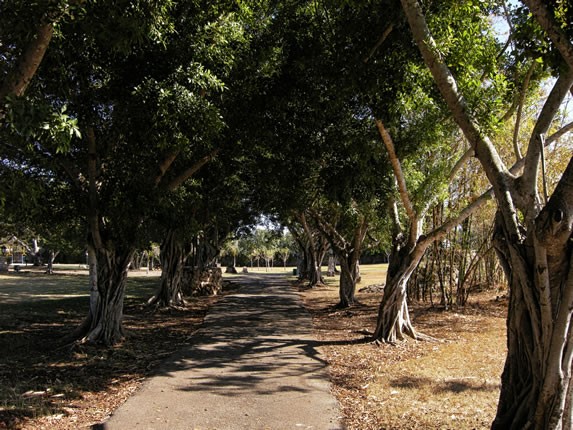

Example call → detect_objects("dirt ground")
0 268 507 430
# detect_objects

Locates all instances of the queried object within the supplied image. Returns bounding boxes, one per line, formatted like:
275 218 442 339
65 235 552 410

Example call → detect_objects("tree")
399 0 573 427
311 203 369 308
372 118 492 342
276 231 296 269
1 0 259 345
221 239 240 270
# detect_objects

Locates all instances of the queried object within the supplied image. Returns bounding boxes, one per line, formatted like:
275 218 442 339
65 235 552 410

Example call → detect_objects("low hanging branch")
546 120 573 145
0 23 54 104
163 148 220 192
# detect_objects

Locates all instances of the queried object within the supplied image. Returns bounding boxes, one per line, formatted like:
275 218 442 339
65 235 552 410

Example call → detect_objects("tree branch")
375 119 416 222
522 0 573 71
449 146 474 181
546 120 573 145
0 23 54 104
364 23 394 64
513 61 536 161
154 149 180 186
520 68 573 216
310 208 348 253
421 189 493 248
163 148 220 192
500 93 520 123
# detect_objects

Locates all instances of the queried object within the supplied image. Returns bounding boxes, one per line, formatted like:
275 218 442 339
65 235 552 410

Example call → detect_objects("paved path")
101 273 342 430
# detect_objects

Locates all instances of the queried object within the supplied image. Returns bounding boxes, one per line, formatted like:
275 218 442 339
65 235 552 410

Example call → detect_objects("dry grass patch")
300 264 507 430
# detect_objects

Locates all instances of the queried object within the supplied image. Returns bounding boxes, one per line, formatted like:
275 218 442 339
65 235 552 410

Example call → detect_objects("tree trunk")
45 250 57 274
492 158 573 429
74 244 134 346
327 255 336 276
373 244 424 343
296 211 327 287
337 254 360 308
148 230 186 308
307 247 325 286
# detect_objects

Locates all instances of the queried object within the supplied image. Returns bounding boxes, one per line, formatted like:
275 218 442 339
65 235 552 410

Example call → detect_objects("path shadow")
148 273 361 397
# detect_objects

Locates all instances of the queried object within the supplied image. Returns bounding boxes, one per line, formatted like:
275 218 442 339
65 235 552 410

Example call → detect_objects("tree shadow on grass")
0 274 213 428
390 375 500 394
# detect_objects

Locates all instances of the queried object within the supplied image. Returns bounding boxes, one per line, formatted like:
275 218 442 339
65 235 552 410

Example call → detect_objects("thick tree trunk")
493 158 573 429
148 230 186 308
373 245 423 343
73 127 134 345
338 254 360 308
75 245 134 346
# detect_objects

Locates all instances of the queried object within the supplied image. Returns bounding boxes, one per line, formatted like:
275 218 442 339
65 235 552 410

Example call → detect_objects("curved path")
101 273 342 430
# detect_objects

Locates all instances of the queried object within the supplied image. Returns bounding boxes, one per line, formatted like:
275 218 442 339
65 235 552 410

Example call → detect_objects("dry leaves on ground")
299 282 507 430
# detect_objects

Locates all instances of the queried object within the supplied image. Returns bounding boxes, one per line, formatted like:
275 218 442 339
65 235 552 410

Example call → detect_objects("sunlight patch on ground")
366 316 505 429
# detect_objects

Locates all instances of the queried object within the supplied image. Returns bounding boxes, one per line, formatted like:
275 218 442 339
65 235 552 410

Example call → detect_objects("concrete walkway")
100 273 342 430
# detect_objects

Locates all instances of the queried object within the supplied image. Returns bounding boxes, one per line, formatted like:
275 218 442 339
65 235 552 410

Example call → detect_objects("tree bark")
0 23 53 107
73 242 135 346
338 253 360 308
148 229 186 308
